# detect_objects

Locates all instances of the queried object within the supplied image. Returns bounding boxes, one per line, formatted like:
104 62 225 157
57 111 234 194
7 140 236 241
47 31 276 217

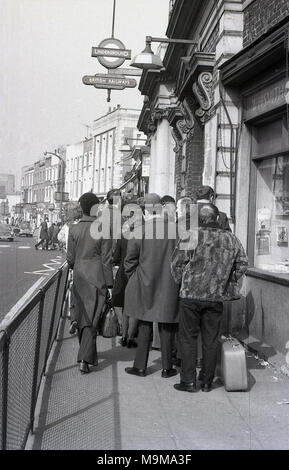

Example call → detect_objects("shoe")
69 321 78 335
119 337 127 347
127 339 137 348
174 382 197 393
79 361 89 374
35 245 38 250
161 368 178 378
201 383 212 393
125 367 146 377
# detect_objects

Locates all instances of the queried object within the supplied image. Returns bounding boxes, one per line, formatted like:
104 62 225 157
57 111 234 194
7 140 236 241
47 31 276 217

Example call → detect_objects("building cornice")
220 16 289 87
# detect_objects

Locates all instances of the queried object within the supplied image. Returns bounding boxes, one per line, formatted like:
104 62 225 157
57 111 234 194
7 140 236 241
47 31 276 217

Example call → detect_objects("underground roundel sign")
91 37 132 69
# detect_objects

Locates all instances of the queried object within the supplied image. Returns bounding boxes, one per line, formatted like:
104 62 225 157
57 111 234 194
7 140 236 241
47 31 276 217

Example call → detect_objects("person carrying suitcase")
171 203 248 393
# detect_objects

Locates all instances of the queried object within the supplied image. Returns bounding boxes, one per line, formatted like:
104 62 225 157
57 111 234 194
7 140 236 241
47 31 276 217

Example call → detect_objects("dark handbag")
98 299 120 338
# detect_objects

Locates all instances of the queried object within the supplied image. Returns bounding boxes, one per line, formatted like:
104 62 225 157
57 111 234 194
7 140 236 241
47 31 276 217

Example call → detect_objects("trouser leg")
121 312 129 339
127 317 138 339
158 323 175 370
133 321 152 370
77 326 98 366
201 302 223 385
179 299 200 384
35 239 43 248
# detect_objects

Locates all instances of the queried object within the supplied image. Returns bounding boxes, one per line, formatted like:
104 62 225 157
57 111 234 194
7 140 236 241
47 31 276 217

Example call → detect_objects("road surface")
0 236 66 323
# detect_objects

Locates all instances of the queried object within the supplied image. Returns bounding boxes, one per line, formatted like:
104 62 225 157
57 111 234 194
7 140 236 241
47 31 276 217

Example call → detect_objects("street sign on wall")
82 75 137 89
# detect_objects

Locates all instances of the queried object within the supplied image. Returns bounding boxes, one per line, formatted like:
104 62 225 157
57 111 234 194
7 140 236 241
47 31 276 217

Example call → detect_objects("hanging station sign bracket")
83 31 137 101
82 74 137 89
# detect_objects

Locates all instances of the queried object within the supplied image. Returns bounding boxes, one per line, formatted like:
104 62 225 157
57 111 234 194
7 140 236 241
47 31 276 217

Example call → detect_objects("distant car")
12 227 21 236
0 223 14 242
18 222 33 237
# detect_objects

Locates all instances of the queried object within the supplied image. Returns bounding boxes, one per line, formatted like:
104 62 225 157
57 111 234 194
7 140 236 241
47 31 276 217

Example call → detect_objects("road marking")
17 246 31 249
0 276 46 329
0 245 11 248
24 256 63 276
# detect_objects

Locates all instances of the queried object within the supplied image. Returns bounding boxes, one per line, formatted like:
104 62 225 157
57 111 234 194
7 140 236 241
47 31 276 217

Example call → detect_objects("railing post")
30 292 45 434
1 332 10 450
43 270 62 375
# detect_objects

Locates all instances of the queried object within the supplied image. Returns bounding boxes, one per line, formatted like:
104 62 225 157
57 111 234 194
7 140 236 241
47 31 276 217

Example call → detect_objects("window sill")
246 268 289 286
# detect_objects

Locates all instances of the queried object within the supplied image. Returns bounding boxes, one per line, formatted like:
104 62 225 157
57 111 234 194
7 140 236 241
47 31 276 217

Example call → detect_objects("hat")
143 193 161 205
196 186 215 201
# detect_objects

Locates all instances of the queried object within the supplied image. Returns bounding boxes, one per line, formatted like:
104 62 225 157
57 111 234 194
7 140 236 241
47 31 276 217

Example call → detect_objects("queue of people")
66 186 248 394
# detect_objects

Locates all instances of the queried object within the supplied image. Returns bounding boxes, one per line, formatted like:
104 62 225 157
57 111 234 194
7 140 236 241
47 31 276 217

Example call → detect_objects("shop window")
252 116 289 275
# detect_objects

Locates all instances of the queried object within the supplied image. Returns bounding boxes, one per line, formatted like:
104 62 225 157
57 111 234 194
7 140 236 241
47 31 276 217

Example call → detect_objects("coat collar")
79 215 96 222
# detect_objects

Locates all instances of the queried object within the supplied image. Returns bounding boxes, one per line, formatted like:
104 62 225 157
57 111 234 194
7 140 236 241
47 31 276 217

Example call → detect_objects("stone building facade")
65 106 144 201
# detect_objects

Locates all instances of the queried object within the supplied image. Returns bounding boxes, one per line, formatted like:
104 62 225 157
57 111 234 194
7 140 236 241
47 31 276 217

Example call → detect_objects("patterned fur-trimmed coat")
171 224 248 302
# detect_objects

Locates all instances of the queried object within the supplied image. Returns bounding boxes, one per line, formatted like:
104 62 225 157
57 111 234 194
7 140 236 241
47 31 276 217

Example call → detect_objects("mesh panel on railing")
6 302 41 450
0 332 6 448
51 266 69 343
36 278 59 389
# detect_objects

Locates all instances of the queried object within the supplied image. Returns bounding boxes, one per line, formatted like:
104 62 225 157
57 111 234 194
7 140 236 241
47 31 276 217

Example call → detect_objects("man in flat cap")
124 193 179 378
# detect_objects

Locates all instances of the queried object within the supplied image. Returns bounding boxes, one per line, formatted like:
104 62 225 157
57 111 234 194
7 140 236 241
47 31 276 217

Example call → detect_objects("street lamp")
119 137 147 153
130 36 198 70
44 150 66 225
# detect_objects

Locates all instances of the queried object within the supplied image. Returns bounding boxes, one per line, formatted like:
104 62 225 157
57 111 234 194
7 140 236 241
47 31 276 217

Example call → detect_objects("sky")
0 0 170 188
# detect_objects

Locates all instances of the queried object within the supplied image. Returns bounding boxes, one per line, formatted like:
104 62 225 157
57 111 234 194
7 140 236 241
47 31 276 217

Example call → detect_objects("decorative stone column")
146 108 176 196
168 99 195 197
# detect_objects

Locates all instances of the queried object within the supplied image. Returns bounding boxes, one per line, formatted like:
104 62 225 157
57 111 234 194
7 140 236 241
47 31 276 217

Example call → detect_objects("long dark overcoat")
123 216 179 324
67 215 113 333
40 221 49 240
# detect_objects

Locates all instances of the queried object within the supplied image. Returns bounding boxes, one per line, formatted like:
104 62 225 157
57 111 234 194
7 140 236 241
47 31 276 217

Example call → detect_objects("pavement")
0 237 65 322
26 316 289 451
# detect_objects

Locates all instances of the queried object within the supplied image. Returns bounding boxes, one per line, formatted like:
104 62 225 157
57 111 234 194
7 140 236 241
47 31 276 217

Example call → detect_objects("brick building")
136 0 289 372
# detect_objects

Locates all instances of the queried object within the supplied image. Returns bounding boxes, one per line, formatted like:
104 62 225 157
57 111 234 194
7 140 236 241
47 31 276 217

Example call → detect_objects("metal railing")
0 262 69 450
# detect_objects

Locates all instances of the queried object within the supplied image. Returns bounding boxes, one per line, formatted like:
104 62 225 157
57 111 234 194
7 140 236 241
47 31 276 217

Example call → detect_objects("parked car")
0 223 14 242
12 226 21 236
18 222 33 237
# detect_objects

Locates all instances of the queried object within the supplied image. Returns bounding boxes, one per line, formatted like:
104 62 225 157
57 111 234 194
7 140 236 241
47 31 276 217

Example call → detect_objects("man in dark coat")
171 204 248 393
67 192 113 374
35 218 49 250
124 193 179 379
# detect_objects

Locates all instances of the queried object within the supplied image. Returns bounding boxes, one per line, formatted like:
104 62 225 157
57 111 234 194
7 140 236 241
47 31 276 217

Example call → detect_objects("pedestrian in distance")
171 203 248 393
35 218 49 250
66 192 113 374
124 193 180 379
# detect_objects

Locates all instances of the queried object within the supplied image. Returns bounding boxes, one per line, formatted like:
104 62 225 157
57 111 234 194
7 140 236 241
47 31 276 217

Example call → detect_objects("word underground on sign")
82 75 137 90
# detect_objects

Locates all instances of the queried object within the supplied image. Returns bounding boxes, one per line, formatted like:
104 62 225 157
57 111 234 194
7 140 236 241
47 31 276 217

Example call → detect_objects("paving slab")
27 318 289 450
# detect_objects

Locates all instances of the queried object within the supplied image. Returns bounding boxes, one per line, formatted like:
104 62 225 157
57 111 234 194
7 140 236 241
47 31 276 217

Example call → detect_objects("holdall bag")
221 335 248 392
98 301 120 338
